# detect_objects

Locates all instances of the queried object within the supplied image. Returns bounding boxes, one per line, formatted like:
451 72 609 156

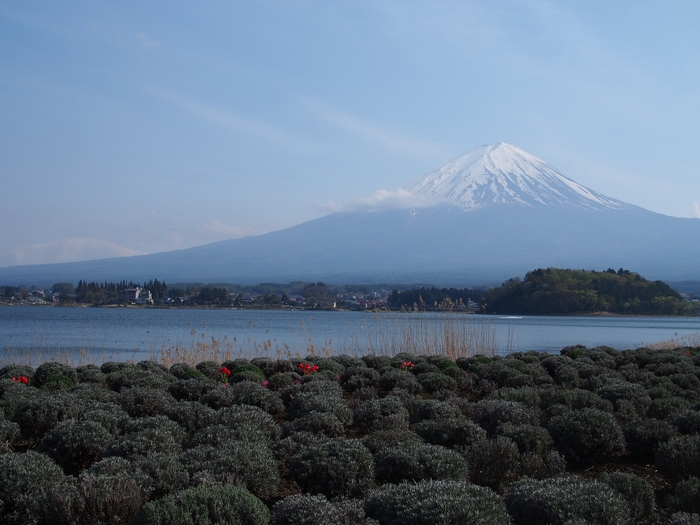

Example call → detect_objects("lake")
1 306 699 365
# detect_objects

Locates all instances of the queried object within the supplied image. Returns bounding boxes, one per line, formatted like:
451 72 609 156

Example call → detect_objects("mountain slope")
1 144 699 286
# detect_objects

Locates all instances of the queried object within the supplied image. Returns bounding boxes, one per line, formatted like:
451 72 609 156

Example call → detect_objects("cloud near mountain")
315 188 441 213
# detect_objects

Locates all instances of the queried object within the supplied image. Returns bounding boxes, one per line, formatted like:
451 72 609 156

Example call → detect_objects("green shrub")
116 387 175 417
673 409 700 434
505 476 632 525
341 367 379 392
489 386 542 409
100 361 135 374
0 451 73 524
656 434 700 481
669 512 700 525
32 362 78 388
623 418 678 457
37 419 115 474
595 379 651 421
180 441 280 498
271 493 350 525
124 415 188 447
416 372 457 393
106 426 183 459
196 360 231 382
289 438 374 498
0 420 20 446
598 471 655 520
354 396 409 432
288 390 352 425
468 435 520 490
106 368 175 391
471 399 539 435
250 357 280 377
374 441 469 484
165 401 215 436
361 428 424 454
132 484 270 525
377 369 422 394
70 383 115 402
520 450 567 479
76 470 149 525
229 363 266 382
274 431 329 463
266 372 296 391
413 417 487 449
79 402 130 434
169 362 205 380
168 377 220 401
362 355 392 370
208 404 282 443
497 423 553 455
0 364 34 381
550 389 613 412
548 408 625 461
364 479 510 525
648 397 691 420
12 392 86 442
668 477 700 514
131 452 189 499
283 411 346 437
411 398 462 423
223 381 285 414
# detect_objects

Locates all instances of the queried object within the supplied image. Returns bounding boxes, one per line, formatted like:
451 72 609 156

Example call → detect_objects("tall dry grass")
645 332 700 350
1 313 508 368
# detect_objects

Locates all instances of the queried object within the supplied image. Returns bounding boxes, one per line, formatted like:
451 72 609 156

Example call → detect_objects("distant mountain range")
2 143 699 287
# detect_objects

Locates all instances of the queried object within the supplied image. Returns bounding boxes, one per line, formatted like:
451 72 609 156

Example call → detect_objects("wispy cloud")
148 89 315 153
2 238 143 266
308 101 449 157
137 32 159 48
314 187 440 214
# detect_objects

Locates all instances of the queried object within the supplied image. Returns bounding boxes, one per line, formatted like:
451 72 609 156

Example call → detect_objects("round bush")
416 372 457 394
505 476 632 525
124 415 188 447
468 435 520 490
179 441 280 498
413 417 487 449
288 390 353 425
208 404 281 443
362 355 392 370
289 438 374 498
168 377 220 401
355 396 409 432
223 381 285 415
283 411 346 437
361 428 424 454
374 441 469 484
272 496 370 525
0 451 73 524
12 393 86 442
623 418 678 458
165 401 215 436
106 428 182 459
169 363 205 380
598 471 655 520
497 423 553 455
37 419 115 474
669 512 700 525
132 484 270 525
378 369 422 394
364 479 510 525
32 362 78 388
471 399 539 435
411 398 463 423
548 408 625 461
673 409 700 434
76 470 149 525
116 387 175 417
668 477 700 514
656 434 700 481
79 402 130 435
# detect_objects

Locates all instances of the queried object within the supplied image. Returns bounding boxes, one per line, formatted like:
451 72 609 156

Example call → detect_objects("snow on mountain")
403 142 631 211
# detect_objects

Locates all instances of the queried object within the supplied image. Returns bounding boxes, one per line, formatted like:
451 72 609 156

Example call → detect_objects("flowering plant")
298 363 320 375
219 367 231 383
400 361 414 370
11 376 29 384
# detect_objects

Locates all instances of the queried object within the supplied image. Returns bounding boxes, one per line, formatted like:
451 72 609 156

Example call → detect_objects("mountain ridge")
1 143 699 286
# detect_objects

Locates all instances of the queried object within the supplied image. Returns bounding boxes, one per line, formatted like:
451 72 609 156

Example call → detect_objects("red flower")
400 361 414 370
219 367 231 376
298 363 318 375
11 376 29 384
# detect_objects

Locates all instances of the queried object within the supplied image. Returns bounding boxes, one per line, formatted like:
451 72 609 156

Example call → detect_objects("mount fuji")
2 143 699 286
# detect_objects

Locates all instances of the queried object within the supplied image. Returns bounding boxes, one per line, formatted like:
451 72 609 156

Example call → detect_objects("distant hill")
484 268 696 315
2 143 700 287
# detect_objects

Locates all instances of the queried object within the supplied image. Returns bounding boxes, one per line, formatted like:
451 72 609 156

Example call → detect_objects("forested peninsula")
484 268 694 316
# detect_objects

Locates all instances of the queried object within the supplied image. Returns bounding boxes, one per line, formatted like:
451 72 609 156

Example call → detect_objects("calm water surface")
1 306 699 363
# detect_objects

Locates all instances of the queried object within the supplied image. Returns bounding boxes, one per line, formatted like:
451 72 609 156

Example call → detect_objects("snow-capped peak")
403 143 630 211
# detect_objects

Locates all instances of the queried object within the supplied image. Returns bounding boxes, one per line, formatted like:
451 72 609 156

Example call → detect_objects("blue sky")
2 1 700 267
